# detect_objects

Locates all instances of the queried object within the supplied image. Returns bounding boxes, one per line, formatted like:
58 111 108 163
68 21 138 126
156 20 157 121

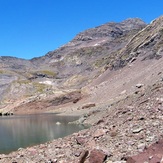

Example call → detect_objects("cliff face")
112 16 163 69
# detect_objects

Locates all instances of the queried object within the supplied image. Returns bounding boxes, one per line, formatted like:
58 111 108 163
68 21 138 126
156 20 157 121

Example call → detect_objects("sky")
0 0 163 60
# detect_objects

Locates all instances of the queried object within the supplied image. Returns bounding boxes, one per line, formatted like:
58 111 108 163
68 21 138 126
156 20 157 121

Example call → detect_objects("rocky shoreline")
0 81 162 163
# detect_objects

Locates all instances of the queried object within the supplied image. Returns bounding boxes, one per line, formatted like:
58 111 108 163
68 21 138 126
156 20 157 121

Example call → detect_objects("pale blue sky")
0 0 162 59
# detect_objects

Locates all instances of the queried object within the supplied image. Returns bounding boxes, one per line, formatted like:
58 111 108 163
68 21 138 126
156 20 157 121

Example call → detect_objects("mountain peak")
72 18 146 42
121 18 146 25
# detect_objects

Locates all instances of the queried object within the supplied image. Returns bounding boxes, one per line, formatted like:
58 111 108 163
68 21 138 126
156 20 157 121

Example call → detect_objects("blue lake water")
0 114 86 154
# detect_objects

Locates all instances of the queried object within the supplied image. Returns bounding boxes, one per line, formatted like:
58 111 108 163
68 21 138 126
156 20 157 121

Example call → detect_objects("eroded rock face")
112 16 163 69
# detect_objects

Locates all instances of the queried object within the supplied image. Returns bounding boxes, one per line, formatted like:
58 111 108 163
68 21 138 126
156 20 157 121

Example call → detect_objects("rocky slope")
0 18 146 113
0 15 163 163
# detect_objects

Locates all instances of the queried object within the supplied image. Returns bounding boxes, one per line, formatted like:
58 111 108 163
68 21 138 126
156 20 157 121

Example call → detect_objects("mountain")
0 18 146 111
0 16 163 162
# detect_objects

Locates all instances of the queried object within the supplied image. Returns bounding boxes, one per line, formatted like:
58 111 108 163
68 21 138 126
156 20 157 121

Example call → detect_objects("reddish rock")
73 97 81 103
89 149 106 163
126 157 136 163
78 150 89 163
76 137 88 145
127 139 163 163
110 130 118 137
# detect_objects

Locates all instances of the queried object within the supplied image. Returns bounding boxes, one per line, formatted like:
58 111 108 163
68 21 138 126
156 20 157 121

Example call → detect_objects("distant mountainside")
0 18 146 107
0 16 163 114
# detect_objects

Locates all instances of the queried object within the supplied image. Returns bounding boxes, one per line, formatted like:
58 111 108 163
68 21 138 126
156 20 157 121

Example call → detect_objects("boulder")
76 136 88 145
136 84 144 88
93 129 106 138
82 103 96 109
78 150 89 163
89 149 106 163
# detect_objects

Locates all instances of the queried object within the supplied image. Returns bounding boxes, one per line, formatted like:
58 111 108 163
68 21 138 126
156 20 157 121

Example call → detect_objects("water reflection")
0 114 86 154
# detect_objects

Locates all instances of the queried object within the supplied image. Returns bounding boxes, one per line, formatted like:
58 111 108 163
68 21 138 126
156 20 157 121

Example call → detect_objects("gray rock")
56 122 61 125
136 84 144 88
132 127 144 133
137 143 146 152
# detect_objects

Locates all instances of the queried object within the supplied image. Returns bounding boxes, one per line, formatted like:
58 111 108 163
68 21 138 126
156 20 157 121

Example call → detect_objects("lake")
0 113 86 154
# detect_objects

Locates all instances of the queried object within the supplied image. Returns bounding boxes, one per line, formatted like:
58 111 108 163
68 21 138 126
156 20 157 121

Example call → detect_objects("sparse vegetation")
39 70 57 77
0 70 4 74
17 80 31 85
31 70 57 78
33 82 48 93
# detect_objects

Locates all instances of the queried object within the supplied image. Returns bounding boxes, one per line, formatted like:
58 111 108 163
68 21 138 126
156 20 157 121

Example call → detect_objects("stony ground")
0 78 162 163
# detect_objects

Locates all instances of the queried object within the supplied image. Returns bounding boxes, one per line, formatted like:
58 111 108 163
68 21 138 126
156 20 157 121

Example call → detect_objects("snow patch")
49 57 64 63
39 80 53 85
92 39 106 47
93 43 100 47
